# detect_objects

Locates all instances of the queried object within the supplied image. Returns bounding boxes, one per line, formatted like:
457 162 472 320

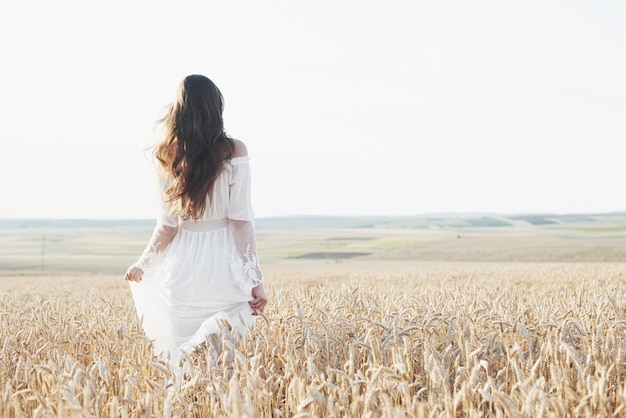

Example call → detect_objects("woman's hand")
249 283 267 315
124 264 144 283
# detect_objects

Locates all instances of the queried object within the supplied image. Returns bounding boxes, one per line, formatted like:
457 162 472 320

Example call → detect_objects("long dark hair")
154 75 235 219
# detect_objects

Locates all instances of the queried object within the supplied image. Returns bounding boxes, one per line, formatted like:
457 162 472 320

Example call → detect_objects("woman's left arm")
125 223 178 282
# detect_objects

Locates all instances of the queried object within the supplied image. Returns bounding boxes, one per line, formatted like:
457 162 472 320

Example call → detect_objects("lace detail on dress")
135 223 178 272
136 241 165 272
229 243 263 290
229 219 263 292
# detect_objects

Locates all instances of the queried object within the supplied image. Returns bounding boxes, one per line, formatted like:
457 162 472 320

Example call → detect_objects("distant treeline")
1 212 625 230
254 213 626 229
0 219 156 229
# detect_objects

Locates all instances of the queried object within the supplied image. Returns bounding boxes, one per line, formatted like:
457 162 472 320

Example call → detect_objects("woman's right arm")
228 141 265 293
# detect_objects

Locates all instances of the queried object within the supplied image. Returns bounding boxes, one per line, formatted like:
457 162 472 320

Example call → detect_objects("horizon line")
1 210 625 221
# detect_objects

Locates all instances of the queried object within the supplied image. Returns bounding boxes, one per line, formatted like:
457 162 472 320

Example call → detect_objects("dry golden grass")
2 260 626 417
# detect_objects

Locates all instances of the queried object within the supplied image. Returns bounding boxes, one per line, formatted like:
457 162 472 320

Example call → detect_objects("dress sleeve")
135 223 178 272
228 157 263 291
228 157 255 221
155 172 179 228
134 170 179 272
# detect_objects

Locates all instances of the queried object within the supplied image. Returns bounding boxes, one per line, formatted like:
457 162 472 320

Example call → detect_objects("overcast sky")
1 0 624 219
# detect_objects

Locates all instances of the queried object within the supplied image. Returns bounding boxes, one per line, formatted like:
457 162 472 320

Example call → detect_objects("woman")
125 75 267 363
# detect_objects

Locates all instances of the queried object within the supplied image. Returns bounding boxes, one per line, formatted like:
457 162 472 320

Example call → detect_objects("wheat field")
2 259 626 417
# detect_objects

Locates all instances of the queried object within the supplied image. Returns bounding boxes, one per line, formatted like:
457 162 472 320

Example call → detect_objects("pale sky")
1 0 624 219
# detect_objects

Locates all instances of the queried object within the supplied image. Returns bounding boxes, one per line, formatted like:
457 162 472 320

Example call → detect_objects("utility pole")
41 235 45 271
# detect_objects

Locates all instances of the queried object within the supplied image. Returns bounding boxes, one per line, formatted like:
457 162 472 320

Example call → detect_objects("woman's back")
189 140 249 222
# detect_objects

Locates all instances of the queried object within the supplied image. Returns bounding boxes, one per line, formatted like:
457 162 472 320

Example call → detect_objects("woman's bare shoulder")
231 139 249 158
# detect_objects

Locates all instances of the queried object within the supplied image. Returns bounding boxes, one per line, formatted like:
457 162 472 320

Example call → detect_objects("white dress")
129 156 263 363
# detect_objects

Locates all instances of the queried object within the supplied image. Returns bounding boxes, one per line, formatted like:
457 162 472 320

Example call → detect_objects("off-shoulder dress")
128 156 263 362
